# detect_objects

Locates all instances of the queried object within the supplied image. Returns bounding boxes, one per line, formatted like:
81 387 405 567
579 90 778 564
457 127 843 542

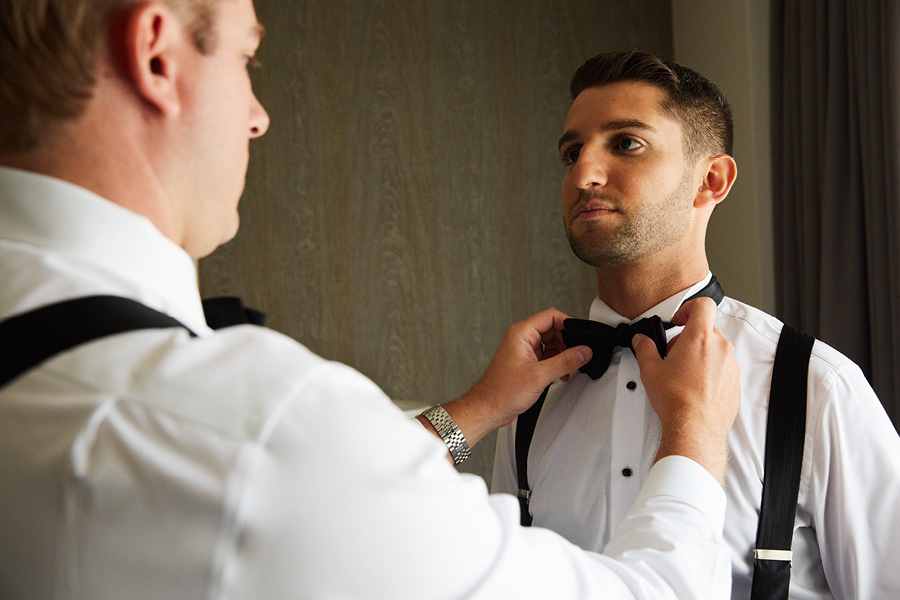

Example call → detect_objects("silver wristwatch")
420 405 471 465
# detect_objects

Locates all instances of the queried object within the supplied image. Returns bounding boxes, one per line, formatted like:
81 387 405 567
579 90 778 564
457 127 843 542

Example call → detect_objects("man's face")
176 0 269 258
559 81 696 269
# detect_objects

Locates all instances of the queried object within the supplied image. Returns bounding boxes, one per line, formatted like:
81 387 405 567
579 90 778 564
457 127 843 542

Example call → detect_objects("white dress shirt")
0 166 731 599
493 276 900 600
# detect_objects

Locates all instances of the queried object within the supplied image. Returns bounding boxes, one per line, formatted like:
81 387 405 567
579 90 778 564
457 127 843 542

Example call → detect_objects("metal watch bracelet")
420 405 471 465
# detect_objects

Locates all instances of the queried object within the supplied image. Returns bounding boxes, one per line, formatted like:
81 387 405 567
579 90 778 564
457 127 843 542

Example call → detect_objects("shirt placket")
608 348 647 529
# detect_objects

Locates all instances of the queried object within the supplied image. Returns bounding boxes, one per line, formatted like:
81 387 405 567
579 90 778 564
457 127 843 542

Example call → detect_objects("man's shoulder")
715 296 783 350
31 323 375 440
716 296 869 387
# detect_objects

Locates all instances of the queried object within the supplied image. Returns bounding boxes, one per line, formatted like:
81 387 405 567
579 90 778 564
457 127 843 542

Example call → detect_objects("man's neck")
1 127 178 249
595 255 710 320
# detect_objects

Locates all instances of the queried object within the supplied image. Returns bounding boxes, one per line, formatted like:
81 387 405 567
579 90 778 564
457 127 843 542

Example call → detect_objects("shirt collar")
588 272 715 326
0 166 210 333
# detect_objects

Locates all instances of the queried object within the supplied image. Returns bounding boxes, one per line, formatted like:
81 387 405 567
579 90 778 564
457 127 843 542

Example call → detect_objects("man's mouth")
573 201 617 220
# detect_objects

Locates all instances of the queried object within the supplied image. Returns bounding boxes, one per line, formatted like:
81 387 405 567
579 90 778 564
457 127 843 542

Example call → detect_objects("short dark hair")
569 50 733 158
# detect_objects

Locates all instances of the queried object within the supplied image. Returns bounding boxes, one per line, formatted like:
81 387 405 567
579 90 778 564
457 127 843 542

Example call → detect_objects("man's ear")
694 154 737 209
118 2 183 117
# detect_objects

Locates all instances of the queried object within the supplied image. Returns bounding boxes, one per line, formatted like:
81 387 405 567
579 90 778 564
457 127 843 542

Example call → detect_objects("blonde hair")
0 0 220 153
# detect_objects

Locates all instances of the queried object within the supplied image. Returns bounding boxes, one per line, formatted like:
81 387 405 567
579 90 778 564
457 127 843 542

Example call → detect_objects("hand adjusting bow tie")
561 317 668 380
202 296 268 329
561 275 725 380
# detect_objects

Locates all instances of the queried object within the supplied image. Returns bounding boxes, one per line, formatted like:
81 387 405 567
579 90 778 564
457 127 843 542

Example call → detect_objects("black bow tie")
201 296 268 329
562 316 668 380
561 276 724 380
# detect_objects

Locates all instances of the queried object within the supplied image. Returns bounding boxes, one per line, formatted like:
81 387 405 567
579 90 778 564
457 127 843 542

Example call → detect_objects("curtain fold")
771 0 900 429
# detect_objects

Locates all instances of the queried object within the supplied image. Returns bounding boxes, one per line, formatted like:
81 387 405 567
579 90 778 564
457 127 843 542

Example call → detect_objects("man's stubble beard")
564 169 695 269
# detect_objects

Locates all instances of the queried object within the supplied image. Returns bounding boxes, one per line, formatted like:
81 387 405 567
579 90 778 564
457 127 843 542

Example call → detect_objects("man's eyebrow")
557 130 579 151
558 119 658 150
250 23 266 41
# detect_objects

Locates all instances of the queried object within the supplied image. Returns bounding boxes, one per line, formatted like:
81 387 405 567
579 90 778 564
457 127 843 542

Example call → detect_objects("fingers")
536 345 592 385
672 296 717 328
520 307 570 336
631 333 661 368
635 298 720 365
669 297 729 365
514 307 571 359
519 308 590 379
635 296 739 484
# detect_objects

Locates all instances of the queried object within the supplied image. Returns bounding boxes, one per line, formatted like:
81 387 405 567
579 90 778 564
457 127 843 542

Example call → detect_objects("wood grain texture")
199 0 673 481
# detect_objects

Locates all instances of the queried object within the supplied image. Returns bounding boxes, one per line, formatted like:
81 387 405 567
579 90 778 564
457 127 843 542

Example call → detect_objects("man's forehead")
562 81 681 136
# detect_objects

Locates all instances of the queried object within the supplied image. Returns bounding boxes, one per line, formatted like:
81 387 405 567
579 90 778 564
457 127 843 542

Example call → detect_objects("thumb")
537 345 591 385
631 334 662 369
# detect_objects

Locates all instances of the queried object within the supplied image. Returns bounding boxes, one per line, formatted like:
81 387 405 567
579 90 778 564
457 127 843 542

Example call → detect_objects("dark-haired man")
492 50 900 599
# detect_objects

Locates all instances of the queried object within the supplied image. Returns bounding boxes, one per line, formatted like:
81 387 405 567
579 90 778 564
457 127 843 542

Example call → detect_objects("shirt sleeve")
806 359 900 599
221 362 731 600
490 418 518 495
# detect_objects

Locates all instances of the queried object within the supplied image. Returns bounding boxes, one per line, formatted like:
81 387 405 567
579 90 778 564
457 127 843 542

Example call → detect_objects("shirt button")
622 467 633 477
626 381 637 391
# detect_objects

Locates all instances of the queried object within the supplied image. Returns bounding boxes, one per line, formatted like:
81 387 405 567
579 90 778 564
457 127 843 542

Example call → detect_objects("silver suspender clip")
753 549 792 562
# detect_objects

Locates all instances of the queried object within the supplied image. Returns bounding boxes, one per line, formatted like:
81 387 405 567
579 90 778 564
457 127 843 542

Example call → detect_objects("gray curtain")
771 0 900 429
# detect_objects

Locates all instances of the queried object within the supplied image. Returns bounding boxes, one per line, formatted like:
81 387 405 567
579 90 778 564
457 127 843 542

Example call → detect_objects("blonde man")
0 3 740 598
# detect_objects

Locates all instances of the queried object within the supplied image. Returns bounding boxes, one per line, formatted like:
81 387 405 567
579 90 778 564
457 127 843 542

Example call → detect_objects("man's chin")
187 218 240 260
216 218 241 250
567 235 630 269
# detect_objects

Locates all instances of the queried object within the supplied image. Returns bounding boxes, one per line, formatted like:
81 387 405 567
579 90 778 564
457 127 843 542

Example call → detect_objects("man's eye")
560 147 580 166
616 137 642 151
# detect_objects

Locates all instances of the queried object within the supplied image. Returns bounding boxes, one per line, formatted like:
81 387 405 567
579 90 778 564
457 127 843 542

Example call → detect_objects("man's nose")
568 146 608 189
250 94 270 138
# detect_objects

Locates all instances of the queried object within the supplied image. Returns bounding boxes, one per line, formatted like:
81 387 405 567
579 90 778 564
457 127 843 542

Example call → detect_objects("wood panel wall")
199 0 673 481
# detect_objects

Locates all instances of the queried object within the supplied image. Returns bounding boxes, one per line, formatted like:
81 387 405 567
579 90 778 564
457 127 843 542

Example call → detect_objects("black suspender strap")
750 324 815 600
515 384 550 526
0 295 195 390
